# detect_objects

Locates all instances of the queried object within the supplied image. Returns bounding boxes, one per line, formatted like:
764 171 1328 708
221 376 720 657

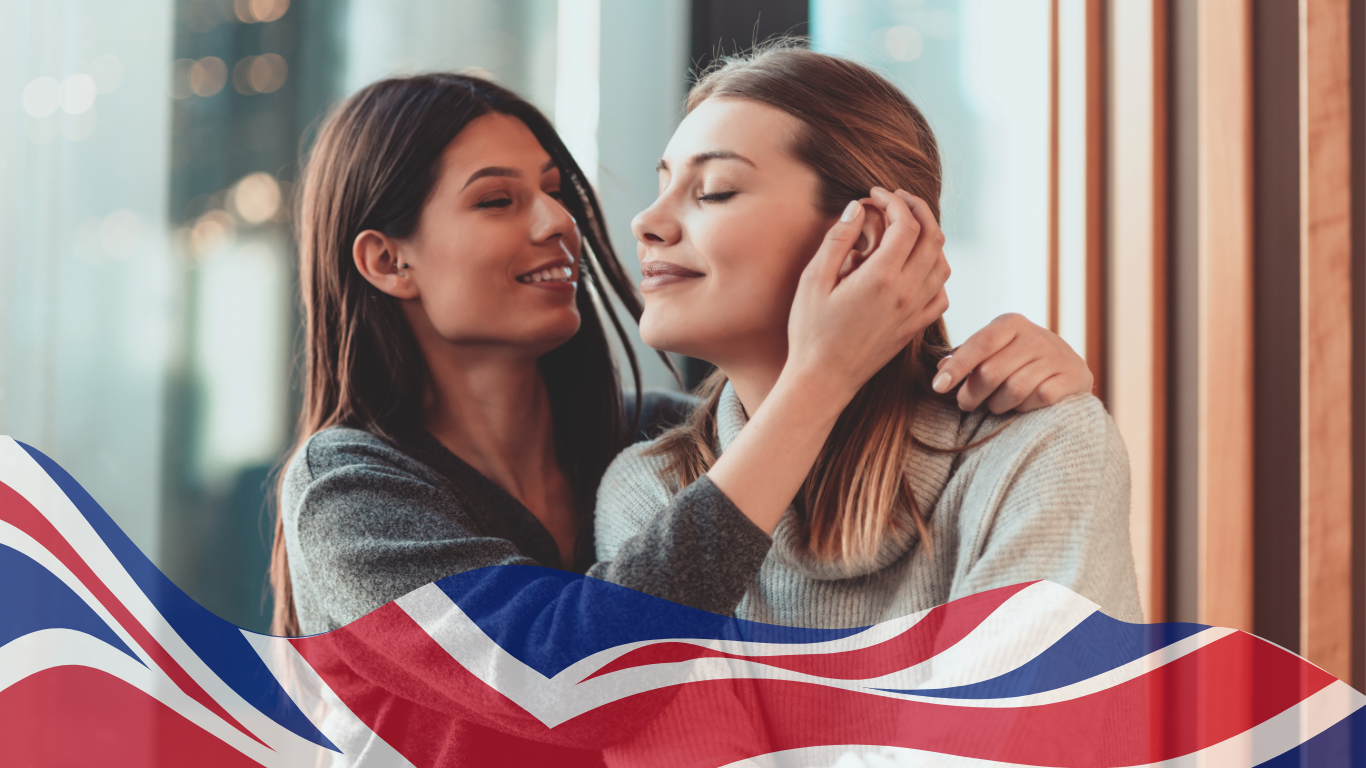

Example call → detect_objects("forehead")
439 111 553 177
663 97 799 166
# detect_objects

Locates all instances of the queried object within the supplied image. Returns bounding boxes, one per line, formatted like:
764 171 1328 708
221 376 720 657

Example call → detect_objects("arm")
946 395 1143 622
289 436 769 750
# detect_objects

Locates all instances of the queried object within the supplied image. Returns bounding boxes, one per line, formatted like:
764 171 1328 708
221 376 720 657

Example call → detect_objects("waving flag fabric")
1 434 1362 767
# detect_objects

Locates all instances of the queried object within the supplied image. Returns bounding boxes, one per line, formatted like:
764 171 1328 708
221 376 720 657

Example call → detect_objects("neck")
422 345 561 505
715 342 789 421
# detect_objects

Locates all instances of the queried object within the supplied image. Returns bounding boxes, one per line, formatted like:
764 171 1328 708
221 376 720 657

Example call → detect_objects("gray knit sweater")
278 393 767 766
595 384 1144 628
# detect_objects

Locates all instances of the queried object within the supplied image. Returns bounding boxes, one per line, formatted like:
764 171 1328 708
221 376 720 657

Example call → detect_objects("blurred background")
1 0 1363 690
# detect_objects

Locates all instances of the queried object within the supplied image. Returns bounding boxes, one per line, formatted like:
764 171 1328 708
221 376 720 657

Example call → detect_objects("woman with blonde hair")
600 43 1140 625
592 41 1142 767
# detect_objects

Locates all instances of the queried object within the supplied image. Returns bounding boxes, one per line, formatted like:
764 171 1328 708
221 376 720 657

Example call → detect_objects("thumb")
806 200 866 289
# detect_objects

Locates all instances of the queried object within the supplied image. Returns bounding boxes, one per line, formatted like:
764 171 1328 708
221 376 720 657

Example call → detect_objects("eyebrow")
462 159 558 191
655 150 757 173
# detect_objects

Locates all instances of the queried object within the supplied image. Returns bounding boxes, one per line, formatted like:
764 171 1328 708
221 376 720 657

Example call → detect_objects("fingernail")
932 371 952 393
841 200 861 222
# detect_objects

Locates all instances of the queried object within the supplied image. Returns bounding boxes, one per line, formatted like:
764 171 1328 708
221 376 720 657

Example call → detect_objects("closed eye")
698 191 737 203
476 197 513 209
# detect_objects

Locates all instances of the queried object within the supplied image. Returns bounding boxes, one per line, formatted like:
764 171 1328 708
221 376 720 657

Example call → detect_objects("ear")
852 199 887 255
838 199 887 278
353 230 419 299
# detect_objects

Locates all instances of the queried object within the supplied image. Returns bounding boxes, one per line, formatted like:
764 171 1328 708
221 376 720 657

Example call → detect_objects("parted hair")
268 73 652 636
648 43 963 566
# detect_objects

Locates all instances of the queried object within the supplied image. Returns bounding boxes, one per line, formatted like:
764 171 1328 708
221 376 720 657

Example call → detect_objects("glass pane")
811 0 1051 344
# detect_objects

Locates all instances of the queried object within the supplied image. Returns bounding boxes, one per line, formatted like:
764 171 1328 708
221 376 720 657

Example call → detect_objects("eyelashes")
698 190 737 203
474 189 564 209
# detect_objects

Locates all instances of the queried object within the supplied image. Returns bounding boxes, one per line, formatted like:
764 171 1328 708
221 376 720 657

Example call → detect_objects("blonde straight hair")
649 43 972 565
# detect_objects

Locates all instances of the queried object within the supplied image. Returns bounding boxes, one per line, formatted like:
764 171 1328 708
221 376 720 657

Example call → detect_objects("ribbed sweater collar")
714 381 963 580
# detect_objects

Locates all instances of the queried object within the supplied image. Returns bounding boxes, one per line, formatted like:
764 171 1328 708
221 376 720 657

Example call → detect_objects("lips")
640 260 703 291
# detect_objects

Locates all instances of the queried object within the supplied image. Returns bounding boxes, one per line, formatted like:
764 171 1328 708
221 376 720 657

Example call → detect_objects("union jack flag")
0 435 1361 767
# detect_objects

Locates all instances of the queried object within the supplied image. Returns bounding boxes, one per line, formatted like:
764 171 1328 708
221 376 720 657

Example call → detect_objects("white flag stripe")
399 581 1131 728
240 630 418 768
0 517 154 668
889 626 1233 708
0 438 348 760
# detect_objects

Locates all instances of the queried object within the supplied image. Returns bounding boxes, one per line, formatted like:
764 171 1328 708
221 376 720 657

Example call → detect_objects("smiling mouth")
516 265 575 284
639 261 703 291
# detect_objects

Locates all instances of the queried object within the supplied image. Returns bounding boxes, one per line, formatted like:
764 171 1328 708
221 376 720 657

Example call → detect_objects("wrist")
770 362 857 425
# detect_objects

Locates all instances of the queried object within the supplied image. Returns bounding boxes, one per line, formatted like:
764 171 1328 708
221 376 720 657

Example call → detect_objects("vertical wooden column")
1197 0 1255 632
1085 0 1107 403
1048 0 1062 335
1107 0 1168 622
1299 0 1354 682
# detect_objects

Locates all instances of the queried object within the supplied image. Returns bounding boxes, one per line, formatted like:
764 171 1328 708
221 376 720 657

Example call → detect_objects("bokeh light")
232 172 281 224
60 74 98 114
191 210 236 259
22 77 62 118
248 54 288 93
98 209 143 259
89 54 125 95
232 57 254 94
190 57 228 97
879 26 925 63
236 0 289 23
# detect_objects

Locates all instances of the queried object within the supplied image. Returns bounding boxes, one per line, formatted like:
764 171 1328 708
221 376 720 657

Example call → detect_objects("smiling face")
631 97 836 369
394 111 582 358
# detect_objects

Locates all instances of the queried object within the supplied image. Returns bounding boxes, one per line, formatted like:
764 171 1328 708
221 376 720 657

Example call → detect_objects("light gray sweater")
595 384 1144 628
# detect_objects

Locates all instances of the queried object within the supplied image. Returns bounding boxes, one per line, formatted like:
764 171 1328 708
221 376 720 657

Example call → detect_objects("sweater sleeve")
945 395 1144 623
288 432 771 629
284 429 773 750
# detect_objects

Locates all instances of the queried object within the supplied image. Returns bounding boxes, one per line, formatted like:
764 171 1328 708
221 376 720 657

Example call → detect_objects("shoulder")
290 425 445 484
601 436 678 499
962 394 1122 460
281 426 449 521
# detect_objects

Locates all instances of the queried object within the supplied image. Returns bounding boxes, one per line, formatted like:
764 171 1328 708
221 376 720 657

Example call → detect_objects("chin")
639 311 703 358
523 308 581 350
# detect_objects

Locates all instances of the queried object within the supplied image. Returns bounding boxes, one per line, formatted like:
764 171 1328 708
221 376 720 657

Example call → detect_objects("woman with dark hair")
273 71 1094 766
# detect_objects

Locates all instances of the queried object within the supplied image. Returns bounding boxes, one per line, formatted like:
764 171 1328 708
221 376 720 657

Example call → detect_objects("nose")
631 195 681 248
530 191 580 254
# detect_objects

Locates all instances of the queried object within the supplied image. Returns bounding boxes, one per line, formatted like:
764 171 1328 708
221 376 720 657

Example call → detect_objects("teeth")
517 266 575 284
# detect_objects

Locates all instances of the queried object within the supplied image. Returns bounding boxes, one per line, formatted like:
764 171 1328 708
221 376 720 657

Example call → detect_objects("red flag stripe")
0 481 270 749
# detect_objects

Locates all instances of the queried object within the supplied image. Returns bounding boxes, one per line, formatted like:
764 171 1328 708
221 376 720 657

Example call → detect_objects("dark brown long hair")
269 73 653 636
650 44 963 566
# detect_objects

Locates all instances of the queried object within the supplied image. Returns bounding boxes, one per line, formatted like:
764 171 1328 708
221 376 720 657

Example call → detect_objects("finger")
892 190 946 278
931 314 1021 395
954 335 1049 411
906 286 949 339
982 357 1058 414
807 200 866 288
1016 373 1080 412
856 187 919 276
